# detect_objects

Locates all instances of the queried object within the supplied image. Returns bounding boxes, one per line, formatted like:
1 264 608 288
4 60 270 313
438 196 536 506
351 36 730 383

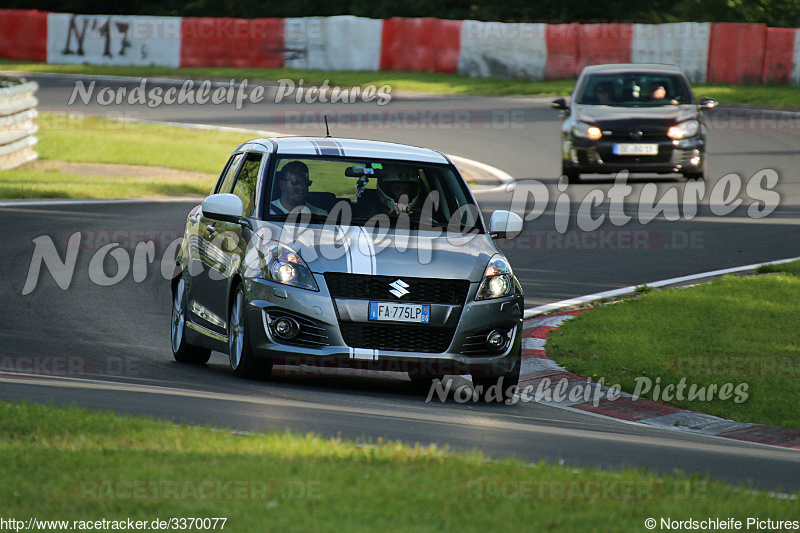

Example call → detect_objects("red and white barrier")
3 9 800 87
179 17 283 68
576 24 633 72
707 23 767 84
0 9 48 62
459 22 547 80
47 13 181 67
380 17 461 74
284 16 382 71
794 31 800 85
543 23 633 80
761 27 797 85
632 23 710 82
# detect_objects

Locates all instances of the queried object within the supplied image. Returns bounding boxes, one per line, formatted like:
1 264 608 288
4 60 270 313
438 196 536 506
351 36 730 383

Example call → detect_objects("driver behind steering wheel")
376 167 422 216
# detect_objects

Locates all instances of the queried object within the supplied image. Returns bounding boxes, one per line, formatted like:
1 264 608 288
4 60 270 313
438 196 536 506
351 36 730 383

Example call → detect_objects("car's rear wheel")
228 284 272 379
472 358 521 404
171 277 211 365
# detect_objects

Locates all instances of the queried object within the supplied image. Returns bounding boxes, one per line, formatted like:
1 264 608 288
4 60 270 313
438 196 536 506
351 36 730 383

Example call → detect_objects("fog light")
272 317 299 339
486 329 509 352
690 156 701 166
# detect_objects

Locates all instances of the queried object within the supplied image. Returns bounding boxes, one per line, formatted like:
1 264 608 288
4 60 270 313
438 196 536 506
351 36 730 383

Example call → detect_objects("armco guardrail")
0 77 39 170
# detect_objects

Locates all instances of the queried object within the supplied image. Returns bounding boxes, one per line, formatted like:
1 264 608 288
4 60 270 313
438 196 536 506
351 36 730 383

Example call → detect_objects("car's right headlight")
572 121 602 141
258 241 318 291
476 254 516 300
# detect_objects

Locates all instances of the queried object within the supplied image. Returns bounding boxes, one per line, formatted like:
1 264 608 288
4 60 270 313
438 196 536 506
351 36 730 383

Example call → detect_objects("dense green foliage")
7 0 800 28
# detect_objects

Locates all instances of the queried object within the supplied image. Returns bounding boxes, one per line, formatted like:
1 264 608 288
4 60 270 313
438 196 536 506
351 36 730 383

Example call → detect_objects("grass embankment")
546 261 800 429
0 113 252 199
1 401 797 529
4 60 800 106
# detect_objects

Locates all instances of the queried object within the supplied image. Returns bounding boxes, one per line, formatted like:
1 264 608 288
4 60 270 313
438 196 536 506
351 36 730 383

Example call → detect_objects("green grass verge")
4 59 800 105
1 401 797 529
35 113 252 173
546 267 800 430
0 170 212 199
0 112 255 199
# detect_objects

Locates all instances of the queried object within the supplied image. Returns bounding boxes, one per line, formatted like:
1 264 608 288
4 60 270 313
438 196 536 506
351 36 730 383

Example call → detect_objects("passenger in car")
270 160 329 215
648 82 678 105
376 168 423 216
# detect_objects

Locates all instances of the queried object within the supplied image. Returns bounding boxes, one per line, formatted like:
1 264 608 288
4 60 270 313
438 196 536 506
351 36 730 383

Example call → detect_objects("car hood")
574 104 697 126
255 222 498 283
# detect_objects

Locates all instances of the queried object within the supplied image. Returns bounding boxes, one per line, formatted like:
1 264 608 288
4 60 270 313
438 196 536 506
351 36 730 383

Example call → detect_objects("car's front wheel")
683 156 706 181
171 277 211 365
562 163 581 184
228 284 272 379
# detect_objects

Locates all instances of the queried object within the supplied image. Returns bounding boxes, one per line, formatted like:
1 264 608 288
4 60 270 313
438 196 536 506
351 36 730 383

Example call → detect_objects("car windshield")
264 156 483 232
577 73 692 107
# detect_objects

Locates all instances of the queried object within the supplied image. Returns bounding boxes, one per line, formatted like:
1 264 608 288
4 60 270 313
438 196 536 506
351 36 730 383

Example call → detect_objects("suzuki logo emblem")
389 279 409 298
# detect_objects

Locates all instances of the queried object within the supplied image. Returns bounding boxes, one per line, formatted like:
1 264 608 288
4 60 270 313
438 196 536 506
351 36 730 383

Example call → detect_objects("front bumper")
565 136 705 175
242 275 523 377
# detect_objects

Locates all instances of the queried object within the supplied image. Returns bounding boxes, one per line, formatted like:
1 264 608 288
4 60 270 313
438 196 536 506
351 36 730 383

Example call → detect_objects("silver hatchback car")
170 137 524 400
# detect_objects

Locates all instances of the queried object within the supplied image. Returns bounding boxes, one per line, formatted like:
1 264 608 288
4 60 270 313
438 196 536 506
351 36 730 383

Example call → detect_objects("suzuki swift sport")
170 137 524 400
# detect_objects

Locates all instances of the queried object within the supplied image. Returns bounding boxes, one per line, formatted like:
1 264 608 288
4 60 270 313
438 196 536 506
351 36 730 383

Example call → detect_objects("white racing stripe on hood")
345 226 378 361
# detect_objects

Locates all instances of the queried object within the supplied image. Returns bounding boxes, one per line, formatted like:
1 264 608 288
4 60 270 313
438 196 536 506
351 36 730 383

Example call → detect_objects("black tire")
684 170 705 181
171 277 211 365
562 164 581 184
408 373 446 390
684 156 706 180
228 284 272 379
472 358 521 404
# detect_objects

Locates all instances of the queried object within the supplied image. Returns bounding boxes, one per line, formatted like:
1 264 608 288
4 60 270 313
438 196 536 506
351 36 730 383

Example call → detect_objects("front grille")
265 310 329 348
339 323 455 353
324 273 470 305
603 132 668 142
600 151 673 164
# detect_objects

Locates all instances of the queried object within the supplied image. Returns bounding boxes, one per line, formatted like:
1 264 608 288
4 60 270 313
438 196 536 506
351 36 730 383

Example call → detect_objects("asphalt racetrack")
1 74 798 490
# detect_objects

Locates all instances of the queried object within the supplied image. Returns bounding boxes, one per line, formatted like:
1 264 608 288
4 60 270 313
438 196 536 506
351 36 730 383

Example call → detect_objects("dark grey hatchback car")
170 136 525 401
552 63 718 183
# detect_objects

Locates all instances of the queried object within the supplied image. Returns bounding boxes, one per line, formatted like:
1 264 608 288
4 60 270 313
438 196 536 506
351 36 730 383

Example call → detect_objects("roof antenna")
324 114 331 138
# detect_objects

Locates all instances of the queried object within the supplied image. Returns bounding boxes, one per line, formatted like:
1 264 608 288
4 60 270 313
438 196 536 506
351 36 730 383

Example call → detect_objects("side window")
215 153 244 194
231 153 263 217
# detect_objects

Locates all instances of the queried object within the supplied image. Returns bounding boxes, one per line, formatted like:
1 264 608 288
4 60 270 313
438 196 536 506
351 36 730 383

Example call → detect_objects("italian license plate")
369 302 430 324
613 143 658 155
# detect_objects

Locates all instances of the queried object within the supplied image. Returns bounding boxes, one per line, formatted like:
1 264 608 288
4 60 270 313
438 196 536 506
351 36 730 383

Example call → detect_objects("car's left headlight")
668 120 699 140
259 241 318 291
476 254 516 300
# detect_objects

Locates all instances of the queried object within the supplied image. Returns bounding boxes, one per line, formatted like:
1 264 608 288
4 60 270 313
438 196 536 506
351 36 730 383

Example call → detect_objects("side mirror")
489 210 523 239
202 193 244 222
698 97 718 110
551 97 568 110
